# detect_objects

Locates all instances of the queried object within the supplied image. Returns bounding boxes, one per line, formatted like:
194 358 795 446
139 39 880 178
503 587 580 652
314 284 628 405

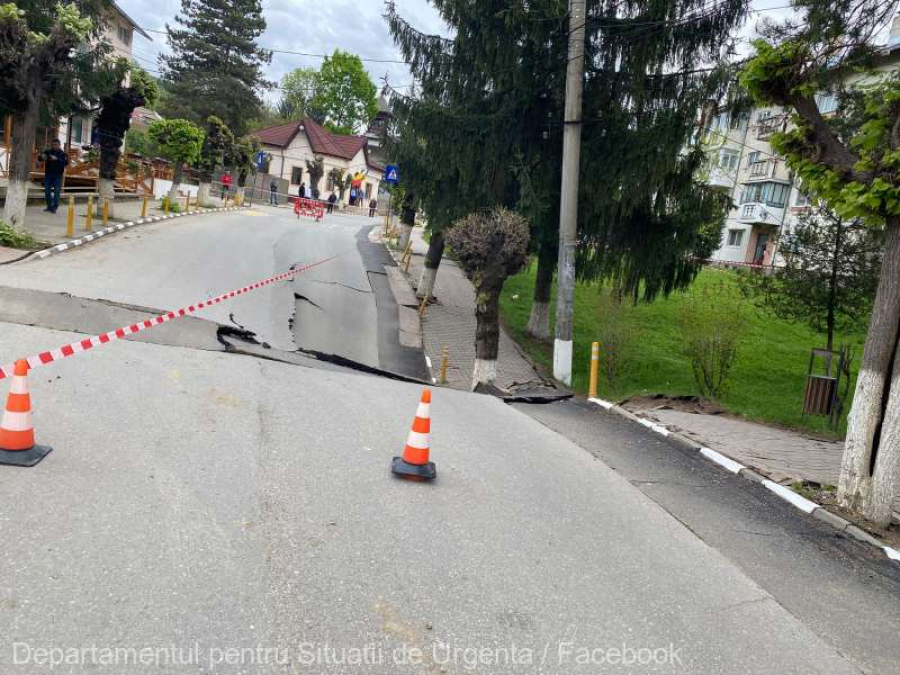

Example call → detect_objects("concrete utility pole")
553 0 586 385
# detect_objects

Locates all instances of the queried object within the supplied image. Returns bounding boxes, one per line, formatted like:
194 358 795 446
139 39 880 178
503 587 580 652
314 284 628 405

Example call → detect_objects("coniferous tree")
385 0 743 326
160 0 271 136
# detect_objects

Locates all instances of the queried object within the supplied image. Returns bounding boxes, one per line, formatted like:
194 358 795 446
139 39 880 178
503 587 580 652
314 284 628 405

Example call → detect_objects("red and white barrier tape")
0 254 341 381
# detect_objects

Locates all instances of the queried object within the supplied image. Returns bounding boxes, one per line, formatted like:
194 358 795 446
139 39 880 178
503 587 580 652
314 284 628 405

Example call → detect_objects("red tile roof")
253 118 368 161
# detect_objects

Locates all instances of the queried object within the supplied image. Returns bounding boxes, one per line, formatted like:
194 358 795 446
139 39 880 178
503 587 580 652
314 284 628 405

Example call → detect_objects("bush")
0 221 42 250
679 282 747 398
595 289 637 388
158 198 180 213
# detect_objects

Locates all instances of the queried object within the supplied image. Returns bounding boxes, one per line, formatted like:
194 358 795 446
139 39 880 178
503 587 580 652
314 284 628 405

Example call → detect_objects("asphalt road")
0 207 884 674
0 206 426 378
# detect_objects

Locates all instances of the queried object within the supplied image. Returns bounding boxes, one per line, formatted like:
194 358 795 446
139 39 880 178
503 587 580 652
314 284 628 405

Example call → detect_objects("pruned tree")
94 64 158 217
739 206 881 351
446 208 530 389
0 1 93 228
740 0 900 525
305 155 325 198
327 166 346 202
226 135 260 205
148 118 204 204
196 116 233 206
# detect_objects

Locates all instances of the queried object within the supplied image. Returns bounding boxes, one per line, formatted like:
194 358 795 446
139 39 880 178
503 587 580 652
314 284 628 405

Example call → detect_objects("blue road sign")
384 165 400 185
255 150 268 171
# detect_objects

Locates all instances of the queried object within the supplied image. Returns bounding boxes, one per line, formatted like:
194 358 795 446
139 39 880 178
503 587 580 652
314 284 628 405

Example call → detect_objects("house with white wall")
254 118 384 205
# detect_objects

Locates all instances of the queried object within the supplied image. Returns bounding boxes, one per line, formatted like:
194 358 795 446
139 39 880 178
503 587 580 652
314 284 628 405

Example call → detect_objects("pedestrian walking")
269 179 278 205
368 197 378 217
327 192 337 214
220 171 232 200
38 139 68 213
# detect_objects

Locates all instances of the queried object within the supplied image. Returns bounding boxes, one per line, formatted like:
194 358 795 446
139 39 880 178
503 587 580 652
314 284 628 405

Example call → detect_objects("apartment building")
704 18 900 267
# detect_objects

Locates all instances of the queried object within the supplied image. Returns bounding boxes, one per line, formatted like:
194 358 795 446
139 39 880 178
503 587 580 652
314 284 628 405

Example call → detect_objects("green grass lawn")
500 266 867 437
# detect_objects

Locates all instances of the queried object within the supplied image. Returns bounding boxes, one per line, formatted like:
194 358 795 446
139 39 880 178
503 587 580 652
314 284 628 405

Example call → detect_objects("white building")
255 118 385 205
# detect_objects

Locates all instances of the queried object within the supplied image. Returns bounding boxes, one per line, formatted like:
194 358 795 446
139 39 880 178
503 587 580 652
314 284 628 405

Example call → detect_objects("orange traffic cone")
0 360 52 467
392 388 436 481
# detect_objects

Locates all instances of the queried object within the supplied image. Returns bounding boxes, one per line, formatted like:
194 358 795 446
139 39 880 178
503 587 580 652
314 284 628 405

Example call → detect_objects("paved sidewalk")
11 195 227 246
401 227 554 392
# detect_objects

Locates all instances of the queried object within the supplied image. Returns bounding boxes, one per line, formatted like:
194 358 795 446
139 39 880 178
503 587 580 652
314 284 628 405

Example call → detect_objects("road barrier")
294 197 324 221
0 253 343 382
392 388 436 481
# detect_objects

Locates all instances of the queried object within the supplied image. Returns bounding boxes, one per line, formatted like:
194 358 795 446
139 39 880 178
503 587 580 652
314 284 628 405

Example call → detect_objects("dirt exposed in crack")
294 293 324 311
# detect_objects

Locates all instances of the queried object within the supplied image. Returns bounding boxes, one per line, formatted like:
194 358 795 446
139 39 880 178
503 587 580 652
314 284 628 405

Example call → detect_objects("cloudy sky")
120 0 820 106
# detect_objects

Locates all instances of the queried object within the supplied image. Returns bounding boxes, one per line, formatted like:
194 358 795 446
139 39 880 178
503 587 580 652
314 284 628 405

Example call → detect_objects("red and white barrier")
293 197 325 221
0 254 342 381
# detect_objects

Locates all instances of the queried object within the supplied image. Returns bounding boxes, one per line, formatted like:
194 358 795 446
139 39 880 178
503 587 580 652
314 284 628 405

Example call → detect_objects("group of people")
266 179 379 216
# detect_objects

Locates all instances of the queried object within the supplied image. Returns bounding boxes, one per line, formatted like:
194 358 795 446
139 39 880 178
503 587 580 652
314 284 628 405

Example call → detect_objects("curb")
587 396 900 565
30 206 247 261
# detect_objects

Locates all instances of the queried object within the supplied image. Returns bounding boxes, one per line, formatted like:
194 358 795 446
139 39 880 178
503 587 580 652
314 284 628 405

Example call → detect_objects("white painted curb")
762 480 819 514
700 447 745 474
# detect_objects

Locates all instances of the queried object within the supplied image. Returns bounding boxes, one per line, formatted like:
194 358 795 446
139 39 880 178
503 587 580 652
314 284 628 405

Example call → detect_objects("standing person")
38 139 68 213
349 186 357 206
298 182 306 207
269 178 278 205
327 192 337 214
220 171 232 200
368 197 378 217
305 184 313 200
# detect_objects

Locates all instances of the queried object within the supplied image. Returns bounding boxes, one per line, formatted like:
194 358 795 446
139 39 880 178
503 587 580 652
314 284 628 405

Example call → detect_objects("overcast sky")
120 0 817 106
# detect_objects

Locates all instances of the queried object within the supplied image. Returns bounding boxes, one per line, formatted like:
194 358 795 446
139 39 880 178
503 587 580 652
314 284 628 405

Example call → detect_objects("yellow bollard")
402 241 413 273
102 199 109 227
163 196 170 214
141 195 149 218
85 196 93 232
184 194 190 213
418 295 428 318
438 343 449 385
589 341 600 399
66 197 74 238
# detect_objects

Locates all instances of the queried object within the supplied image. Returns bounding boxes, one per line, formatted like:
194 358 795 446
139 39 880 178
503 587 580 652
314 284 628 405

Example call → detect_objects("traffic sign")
255 150 268 171
384 165 400 185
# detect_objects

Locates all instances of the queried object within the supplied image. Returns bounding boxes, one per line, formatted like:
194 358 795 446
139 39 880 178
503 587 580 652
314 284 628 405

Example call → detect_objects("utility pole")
553 0 586 386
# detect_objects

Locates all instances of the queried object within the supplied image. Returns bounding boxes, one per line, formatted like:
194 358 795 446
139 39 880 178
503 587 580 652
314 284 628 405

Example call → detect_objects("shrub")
0 221 42 250
679 282 747 398
595 289 637 388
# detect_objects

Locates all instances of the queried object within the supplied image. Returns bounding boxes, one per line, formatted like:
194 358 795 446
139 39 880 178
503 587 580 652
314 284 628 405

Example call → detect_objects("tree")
739 207 881 351
328 166 347 202
739 0 900 525
280 67 326 122
148 118 204 204
305 155 324 198
446 208 530 388
159 0 271 136
225 135 260 205
0 1 93 228
310 50 378 135
196 116 233 206
94 64 158 217
385 0 740 334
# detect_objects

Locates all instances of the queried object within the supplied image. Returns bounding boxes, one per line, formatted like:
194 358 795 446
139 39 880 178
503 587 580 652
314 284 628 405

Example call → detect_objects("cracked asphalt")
0 206 890 673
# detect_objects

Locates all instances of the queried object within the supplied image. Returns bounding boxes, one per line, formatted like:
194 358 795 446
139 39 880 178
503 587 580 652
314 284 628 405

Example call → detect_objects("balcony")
708 166 735 190
755 114 789 140
738 202 784 225
747 159 777 180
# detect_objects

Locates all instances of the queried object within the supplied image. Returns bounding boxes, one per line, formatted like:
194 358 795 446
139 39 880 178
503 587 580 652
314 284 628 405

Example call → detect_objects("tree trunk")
197 182 211 207
97 178 116 218
472 282 502 390
167 163 183 204
839 220 900 522
399 223 414 251
527 239 555 340
2 107 39 229
417 231 444 300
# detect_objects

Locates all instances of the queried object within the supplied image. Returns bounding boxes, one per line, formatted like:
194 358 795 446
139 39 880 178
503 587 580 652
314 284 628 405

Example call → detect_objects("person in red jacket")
220 172 232 200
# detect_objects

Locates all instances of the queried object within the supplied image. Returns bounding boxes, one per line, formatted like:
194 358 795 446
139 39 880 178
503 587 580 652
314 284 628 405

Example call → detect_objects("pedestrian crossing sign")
385 165 400 185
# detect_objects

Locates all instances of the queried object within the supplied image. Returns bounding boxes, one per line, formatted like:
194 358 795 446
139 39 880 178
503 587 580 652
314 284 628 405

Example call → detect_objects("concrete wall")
152 179 198 200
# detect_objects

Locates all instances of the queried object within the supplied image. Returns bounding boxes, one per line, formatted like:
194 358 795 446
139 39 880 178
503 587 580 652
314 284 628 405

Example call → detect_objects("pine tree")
160 0 271 137
385 0 744 327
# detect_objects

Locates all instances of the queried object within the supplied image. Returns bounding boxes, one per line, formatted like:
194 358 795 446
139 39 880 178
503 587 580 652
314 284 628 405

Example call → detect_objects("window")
117 25 131 45
718 148 739 172
727 229 744 247
746 151 761 167
291 167 303 185
71 118 84 144
365 183 372 199
795 190 812 207
740 181 789 207
815 92 837 114
326 174 335 191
